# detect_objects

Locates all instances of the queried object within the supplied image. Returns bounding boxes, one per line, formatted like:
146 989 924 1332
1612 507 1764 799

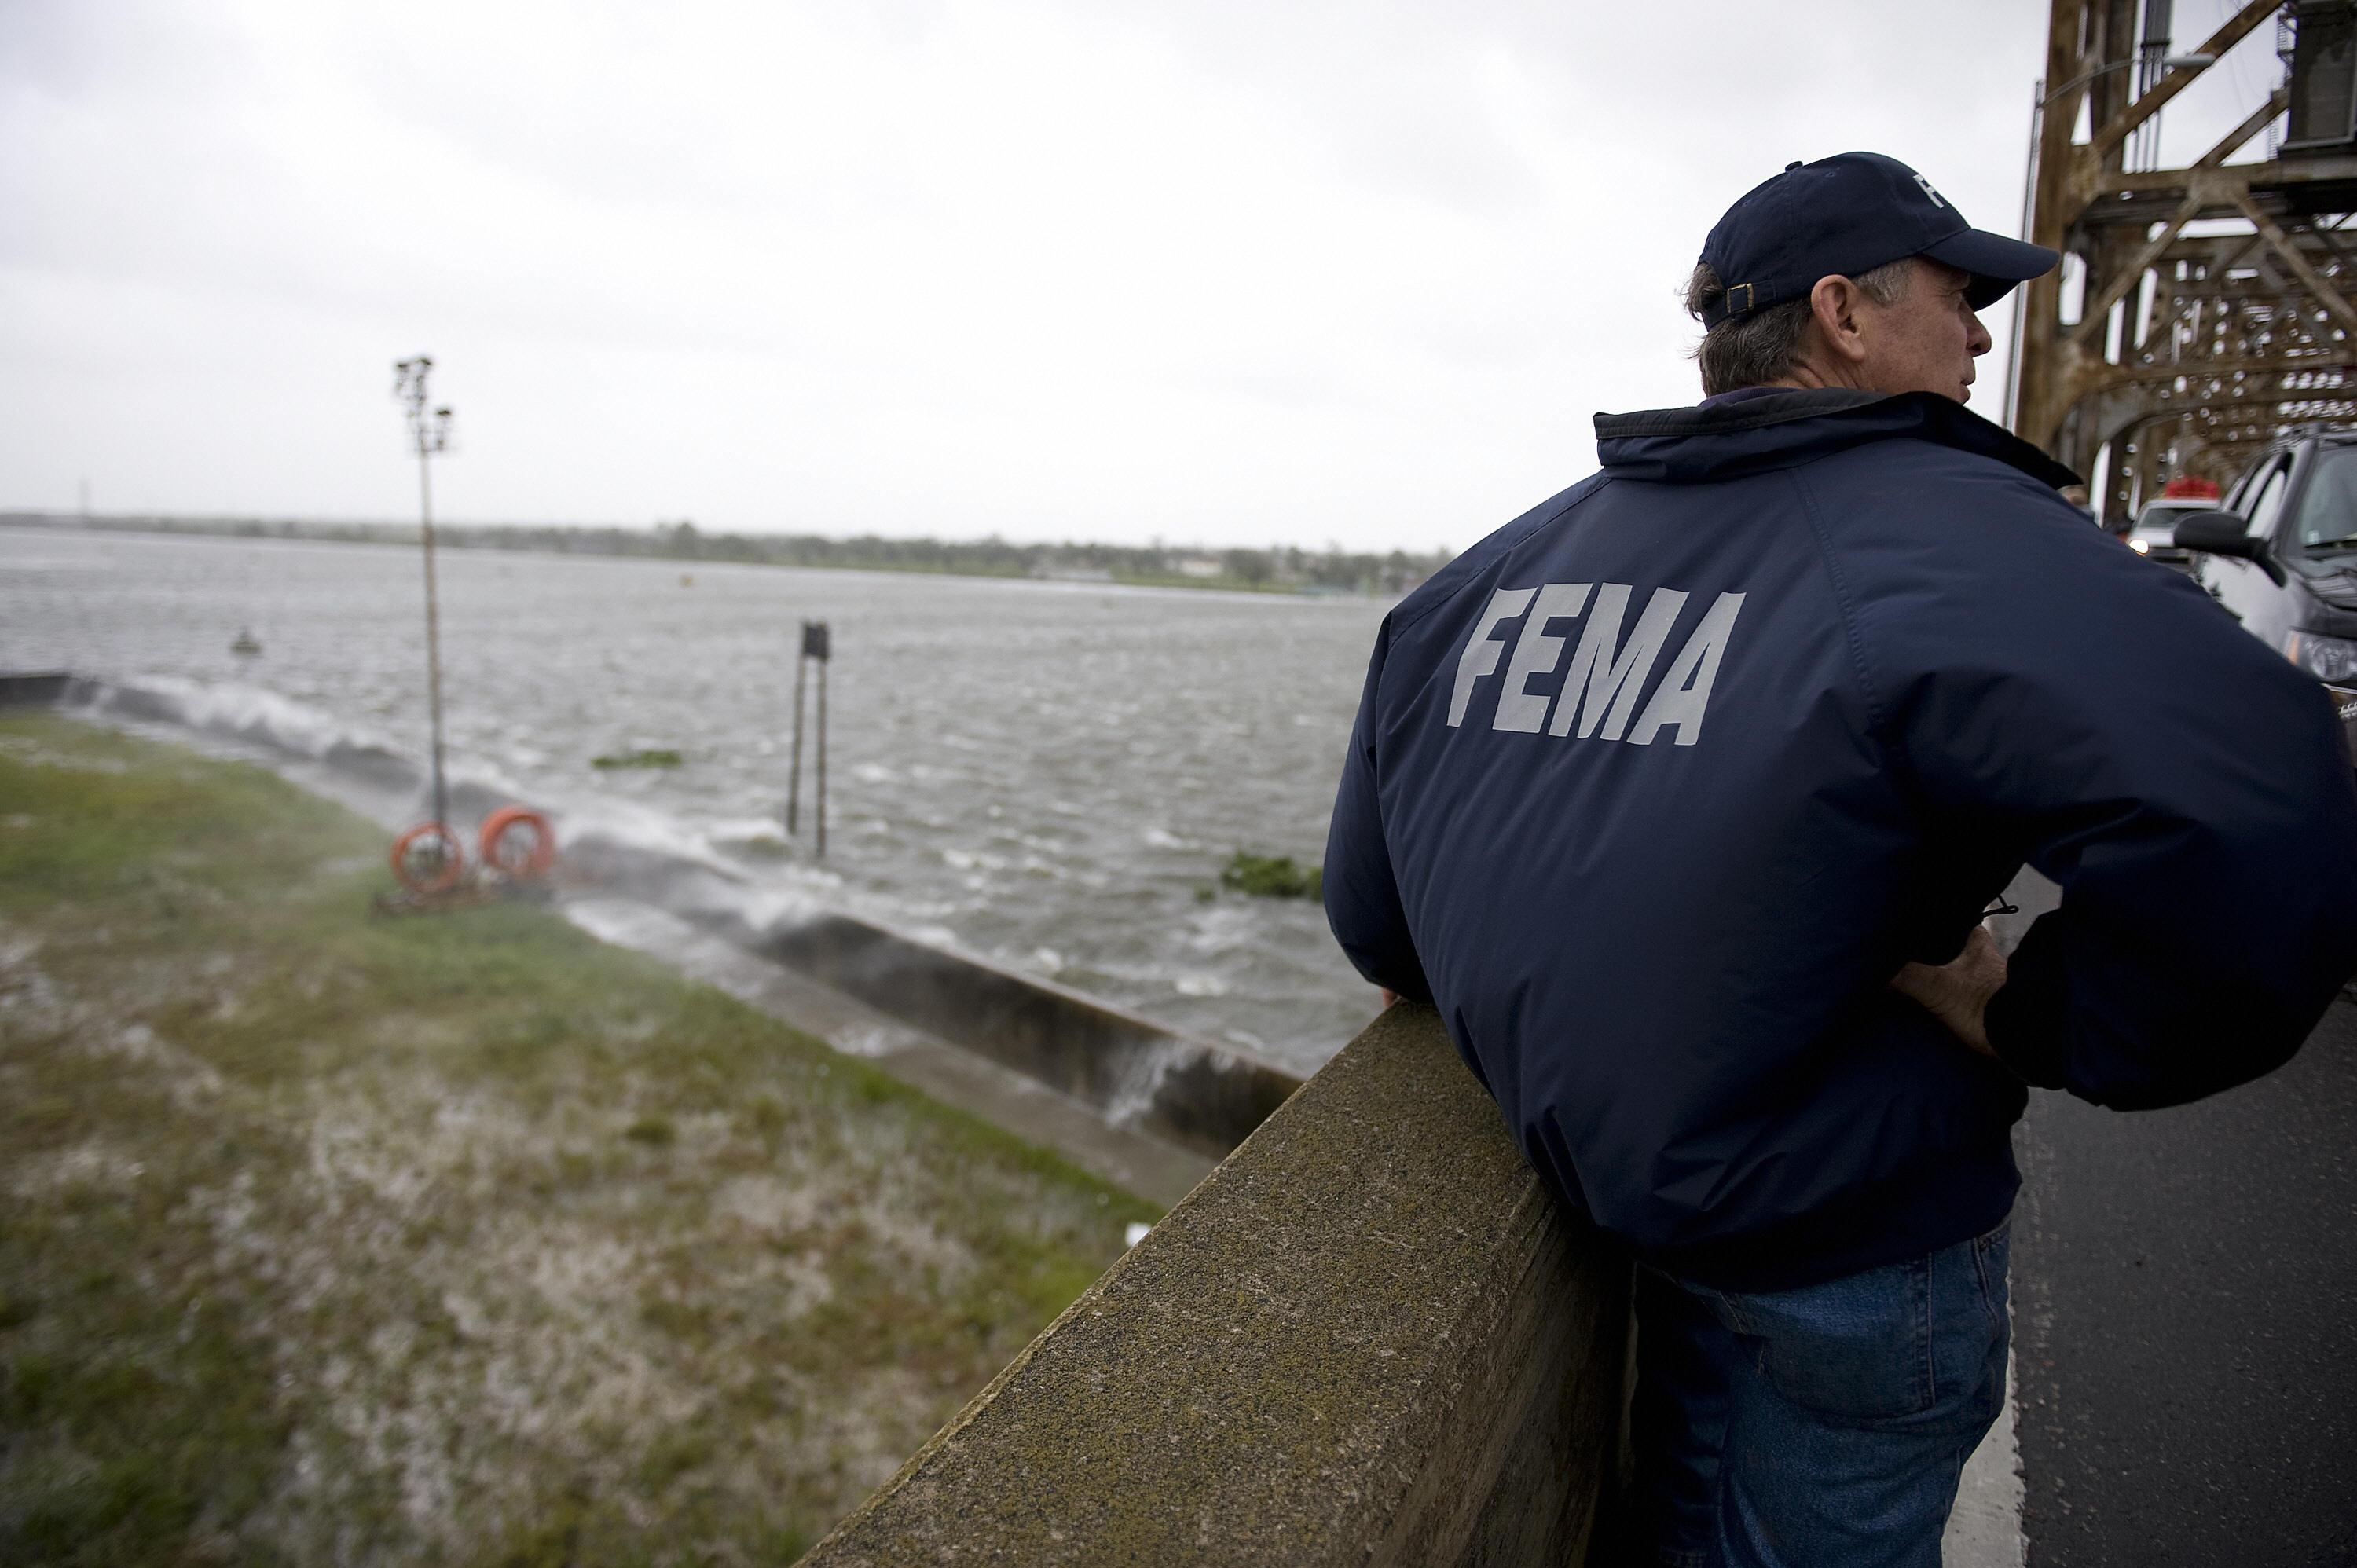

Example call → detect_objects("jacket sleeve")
1324 617 1434 1005
1862 483 2357 1110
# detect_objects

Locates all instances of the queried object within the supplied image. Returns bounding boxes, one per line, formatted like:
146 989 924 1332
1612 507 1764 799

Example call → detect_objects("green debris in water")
724 832 792 860
1219 850 1322 900
592 748 684 770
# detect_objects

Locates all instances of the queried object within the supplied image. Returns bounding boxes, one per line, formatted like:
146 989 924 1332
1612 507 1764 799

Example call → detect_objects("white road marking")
1942 1305 2026 1566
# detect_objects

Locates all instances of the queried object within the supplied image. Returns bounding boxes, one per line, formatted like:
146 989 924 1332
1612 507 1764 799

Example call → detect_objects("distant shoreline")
2 511 1444 599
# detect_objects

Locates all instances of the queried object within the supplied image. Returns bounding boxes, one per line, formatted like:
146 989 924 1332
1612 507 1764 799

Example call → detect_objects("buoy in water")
478 805 558 880
231 628 262 656
390 822 466 894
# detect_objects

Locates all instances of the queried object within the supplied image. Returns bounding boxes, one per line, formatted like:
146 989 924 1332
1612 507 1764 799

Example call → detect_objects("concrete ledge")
562 897 1219 1208
800 1002 1633 1568
735 910 1304 1161
0 672 72 708
560 833 1304 1165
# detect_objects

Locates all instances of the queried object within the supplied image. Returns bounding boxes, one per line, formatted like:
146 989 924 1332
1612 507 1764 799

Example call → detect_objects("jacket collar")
1593 388 2081 489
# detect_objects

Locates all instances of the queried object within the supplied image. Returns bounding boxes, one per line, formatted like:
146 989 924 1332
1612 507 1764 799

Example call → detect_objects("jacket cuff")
1983 980 2067 1089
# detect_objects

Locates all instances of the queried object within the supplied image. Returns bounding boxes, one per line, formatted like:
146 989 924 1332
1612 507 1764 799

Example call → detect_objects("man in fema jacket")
1322 151 2357 1567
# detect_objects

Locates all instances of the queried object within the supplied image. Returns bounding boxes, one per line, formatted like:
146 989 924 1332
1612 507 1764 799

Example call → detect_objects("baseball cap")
1696 152 2058 328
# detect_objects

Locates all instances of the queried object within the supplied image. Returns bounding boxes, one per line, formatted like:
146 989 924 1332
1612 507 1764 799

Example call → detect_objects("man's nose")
1967 312 1994 357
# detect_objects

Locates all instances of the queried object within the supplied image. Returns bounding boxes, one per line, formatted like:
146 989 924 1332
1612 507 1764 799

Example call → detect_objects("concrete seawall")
735 910 1301 1161
800 1001 1633 1568
0 672 74 709
555 831 1304 1173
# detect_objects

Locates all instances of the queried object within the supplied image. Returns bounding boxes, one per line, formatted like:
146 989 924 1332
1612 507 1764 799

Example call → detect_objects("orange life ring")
478 805 558 879
390 822 466 894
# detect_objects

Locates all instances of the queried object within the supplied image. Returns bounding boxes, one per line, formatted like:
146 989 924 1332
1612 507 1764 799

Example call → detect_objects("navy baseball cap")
1697 152 2058 328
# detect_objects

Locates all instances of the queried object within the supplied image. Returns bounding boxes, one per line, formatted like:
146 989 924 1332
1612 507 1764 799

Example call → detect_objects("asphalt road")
2010 991 2357 1565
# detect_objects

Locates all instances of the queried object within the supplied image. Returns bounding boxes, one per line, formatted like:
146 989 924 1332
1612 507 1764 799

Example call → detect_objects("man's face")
1853 260 1992 405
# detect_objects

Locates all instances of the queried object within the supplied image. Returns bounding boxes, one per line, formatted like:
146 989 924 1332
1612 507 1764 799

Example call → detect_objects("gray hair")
1684 258 1915 395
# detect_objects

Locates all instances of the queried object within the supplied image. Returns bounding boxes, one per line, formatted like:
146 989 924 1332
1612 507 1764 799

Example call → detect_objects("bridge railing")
798 1001 1635 1568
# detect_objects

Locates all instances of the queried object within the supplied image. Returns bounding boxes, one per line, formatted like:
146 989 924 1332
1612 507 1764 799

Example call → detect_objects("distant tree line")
2 512 1453 597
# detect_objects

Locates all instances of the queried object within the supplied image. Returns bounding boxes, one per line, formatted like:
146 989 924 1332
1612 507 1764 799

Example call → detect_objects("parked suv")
2176 427 2357 753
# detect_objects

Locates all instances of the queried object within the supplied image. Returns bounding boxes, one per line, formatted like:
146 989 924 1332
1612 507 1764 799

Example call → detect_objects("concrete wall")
555 828 1303 1163
800 1002 1633 1568
0 672 72 708
744 912 1303 1160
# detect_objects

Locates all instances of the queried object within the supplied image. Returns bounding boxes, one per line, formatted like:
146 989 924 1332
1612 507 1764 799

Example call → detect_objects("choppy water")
1 525 1391 1072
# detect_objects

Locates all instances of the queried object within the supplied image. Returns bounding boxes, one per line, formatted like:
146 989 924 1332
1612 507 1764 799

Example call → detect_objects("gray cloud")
0 0 2275 548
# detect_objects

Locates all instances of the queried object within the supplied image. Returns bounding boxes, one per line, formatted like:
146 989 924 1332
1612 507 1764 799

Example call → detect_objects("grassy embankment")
0 711 1156 1566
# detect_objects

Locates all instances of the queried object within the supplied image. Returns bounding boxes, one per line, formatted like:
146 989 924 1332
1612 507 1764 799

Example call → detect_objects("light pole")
394 357 456 836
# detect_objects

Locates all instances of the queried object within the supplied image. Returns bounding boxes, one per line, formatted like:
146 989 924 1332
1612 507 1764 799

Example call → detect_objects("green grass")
0 713 1156 1566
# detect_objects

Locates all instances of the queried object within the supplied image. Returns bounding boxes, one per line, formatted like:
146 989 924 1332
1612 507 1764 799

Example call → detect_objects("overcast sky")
0 0 2293 551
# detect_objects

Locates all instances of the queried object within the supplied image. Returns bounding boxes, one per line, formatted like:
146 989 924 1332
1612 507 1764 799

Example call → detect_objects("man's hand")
1890 925 2007 1058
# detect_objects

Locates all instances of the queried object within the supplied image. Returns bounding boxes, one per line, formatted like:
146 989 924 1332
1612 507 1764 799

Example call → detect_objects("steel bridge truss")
2015 0 2357 518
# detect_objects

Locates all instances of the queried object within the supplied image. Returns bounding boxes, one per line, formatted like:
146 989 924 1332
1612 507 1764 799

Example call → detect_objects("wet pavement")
2010 992 2357 1563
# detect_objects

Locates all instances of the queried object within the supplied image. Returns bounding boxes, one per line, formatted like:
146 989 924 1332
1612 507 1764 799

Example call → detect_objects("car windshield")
2289 445 2357 552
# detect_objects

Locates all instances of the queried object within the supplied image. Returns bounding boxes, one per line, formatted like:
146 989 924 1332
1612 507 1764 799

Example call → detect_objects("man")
1322 152 2357 1567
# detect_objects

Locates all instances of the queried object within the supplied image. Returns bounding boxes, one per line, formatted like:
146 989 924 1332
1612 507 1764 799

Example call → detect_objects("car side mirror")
2173 511 2283 584
2172 510 2250 553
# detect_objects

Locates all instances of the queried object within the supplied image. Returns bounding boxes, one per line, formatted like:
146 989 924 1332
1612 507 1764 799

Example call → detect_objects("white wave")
76 673 878 947
737 884 838 931
88 675 388 764
705 815 793 845
553 793 722 861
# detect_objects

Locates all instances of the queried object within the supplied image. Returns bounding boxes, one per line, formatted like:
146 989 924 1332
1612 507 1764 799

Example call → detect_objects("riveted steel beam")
2015 1 2357 519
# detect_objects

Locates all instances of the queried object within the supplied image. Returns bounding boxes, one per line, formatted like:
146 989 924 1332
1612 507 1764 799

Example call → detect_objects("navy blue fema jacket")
1324 388 2357 1291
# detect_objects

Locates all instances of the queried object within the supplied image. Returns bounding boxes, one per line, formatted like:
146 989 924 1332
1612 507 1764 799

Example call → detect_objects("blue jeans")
1629 1223 2011 1568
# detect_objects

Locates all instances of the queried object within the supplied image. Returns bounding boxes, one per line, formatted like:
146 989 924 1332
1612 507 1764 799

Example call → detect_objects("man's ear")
1807 274 1870 366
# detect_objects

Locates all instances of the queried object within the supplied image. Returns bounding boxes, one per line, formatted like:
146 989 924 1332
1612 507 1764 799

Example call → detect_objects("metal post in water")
394 357 456 837
786 628 808 836
786 620 831 853
814 625 829 859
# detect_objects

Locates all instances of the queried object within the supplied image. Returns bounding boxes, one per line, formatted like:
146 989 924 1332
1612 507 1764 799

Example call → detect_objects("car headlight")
2128 537 2150 554
2286 629 2357 683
